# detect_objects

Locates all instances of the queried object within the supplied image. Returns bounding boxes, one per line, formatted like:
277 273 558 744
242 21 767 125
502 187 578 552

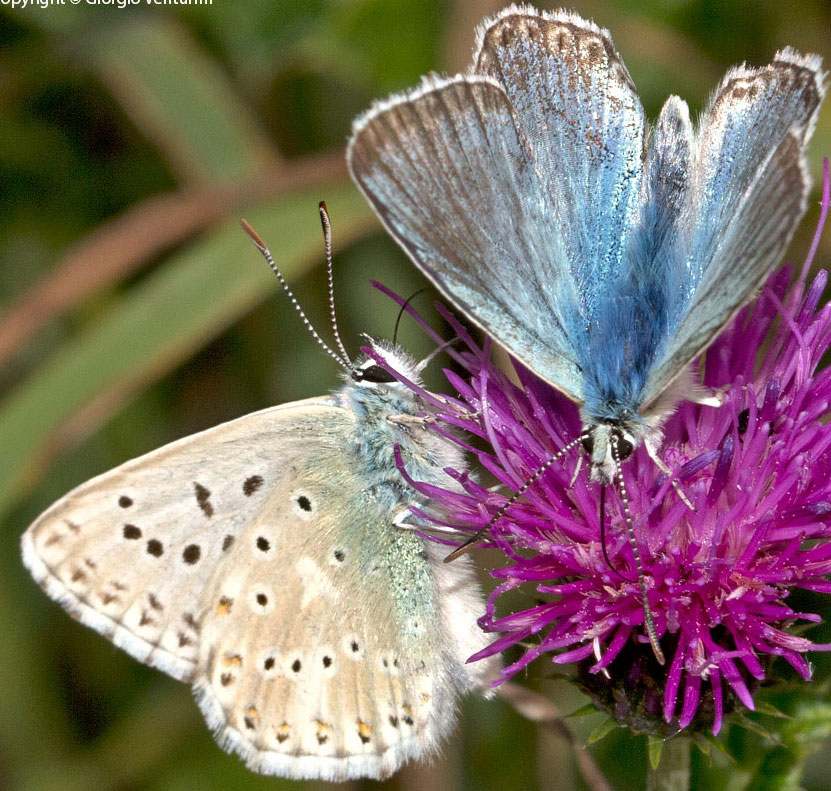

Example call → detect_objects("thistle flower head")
370 163 831 736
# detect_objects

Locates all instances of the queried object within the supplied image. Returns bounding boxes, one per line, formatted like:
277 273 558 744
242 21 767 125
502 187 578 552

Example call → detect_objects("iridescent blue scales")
347 4 826 482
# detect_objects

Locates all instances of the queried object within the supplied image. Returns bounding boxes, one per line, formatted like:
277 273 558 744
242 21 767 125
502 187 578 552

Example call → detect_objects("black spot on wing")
193 482 213 517
182 544 201 564
243 475 264 496
183 612 200 631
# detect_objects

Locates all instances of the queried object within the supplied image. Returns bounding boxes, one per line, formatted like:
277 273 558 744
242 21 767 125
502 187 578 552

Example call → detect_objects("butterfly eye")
352 365 397 384
580 435 594 455
613 431 634 461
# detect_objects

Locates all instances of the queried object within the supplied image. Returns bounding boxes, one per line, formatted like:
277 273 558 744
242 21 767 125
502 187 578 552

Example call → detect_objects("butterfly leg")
691 387 725 408
386 414 434 431
393 508 416 528
645 440 694 511
392 508 464 536
569 453 584 487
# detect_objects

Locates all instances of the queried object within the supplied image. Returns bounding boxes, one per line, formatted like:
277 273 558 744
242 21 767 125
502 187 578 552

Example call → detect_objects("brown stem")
496 682 612 791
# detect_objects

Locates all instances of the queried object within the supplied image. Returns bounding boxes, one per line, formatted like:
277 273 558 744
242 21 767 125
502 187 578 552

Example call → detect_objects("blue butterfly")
346 5 826 487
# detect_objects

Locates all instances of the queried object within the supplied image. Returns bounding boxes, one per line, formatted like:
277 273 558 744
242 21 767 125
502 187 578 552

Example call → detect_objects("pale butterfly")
21 207 498 782
346 5 826 660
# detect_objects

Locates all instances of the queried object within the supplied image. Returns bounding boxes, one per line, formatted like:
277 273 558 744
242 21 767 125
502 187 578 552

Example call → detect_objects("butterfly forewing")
474 8 646 320
22 400 337 682
639 51 827 409
348 76 584 403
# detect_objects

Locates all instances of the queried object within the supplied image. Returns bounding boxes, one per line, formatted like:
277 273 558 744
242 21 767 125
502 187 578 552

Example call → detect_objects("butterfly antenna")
598 484 631 582
240 219 350 372
319 202 352 367
611 435 665 666
393 287 429 346
444 434 586 563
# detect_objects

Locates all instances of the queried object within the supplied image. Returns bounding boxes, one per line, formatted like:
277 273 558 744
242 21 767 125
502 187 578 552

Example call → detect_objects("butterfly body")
347 5 827 484
22 340 495 781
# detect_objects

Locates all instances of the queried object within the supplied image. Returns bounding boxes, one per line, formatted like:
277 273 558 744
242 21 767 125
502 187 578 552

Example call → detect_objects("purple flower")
371 162 831 736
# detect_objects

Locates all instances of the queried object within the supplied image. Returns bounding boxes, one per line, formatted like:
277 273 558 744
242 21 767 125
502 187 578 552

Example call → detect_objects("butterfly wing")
638 50 827 411
193 427 488 781
349 9 649 400
21 400 334 683
473 9 646 325
22 398 490 780
348 75 584 401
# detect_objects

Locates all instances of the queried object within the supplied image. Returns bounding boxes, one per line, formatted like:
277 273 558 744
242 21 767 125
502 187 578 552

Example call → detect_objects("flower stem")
495 683 612 791
647 737 690 791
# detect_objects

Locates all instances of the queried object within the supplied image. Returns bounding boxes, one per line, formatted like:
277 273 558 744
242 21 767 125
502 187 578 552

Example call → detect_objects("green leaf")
734 713 783 745
569 703 602 719
84 17 279 184
691 731 731 759
588 717 619 744
648 736 663 770
754 702 790 720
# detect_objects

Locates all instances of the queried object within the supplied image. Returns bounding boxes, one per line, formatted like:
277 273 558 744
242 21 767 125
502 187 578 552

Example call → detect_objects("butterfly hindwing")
194 416 462 780
474 7 646 321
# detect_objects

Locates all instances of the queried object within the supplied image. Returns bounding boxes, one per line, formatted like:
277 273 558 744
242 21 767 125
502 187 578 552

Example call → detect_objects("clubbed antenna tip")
240 218 267 251
240 216 351 373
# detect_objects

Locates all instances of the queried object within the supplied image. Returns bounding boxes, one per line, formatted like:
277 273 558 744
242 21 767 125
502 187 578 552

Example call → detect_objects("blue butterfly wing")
473 9 645 329
348 75 584 402
579 96 694 421
638 49 826 411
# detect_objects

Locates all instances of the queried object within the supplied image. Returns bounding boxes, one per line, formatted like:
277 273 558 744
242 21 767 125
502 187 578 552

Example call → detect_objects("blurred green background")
2 1 831 790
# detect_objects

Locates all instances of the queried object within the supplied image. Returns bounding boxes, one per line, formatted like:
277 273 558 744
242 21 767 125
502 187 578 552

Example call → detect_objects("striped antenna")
240 218 350 372
611 434 665 665
444 434 587 563
318 202 352 367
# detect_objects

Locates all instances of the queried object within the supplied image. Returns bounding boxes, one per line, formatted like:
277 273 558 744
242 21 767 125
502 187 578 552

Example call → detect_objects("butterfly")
346 4 826 488
21 212 497 782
